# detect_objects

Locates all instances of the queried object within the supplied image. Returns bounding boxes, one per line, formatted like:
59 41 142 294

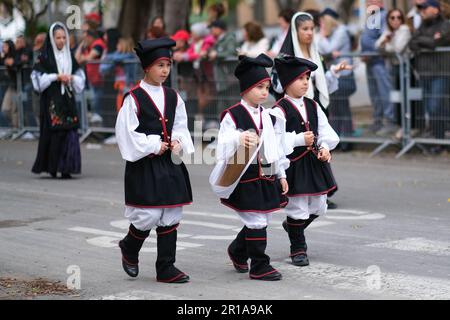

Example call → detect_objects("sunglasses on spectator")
416 4 427 10
389 15 402 20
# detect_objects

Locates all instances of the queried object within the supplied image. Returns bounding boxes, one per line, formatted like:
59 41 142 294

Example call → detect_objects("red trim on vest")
125 201 192 209
220 200 282 214
220 102 242 123
138 84 171 143
129 91 141 117
288 185 337 197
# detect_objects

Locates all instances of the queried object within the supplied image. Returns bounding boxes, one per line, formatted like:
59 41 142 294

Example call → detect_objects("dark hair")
304 9 320 27
244 21 265 42
278 8 296 23
106 28 121 53
52 25 65 36
294 13 315 30
151 16 166 30
2 40 16 58
386 8 405 32
208 3 226 19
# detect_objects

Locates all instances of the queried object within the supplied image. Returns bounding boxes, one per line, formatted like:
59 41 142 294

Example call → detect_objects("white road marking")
93 290 184 300
69 227 202 248
274 261 450 300
325 209 386 220
367 237 450 257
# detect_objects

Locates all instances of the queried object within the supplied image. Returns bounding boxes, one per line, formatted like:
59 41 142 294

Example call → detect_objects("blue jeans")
421 76 450 139
366 63 395 125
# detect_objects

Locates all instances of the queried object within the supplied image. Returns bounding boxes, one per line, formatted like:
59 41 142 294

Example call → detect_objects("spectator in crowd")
15 34 36 132
100 36 138 144
0 40 18 129
207 19 237 133
207 2 226 23
84 12 101 30
237 22 270 58
407 0 426 31
15 35 32 65
376 8 411 139
30 32 47 128
75 26 106 124
409 0 450 152
317 8 356 151
33 33 46 63
150 16 166 32
267 8 296 58
361 0 398 136
278 11 351 210
0 4 25 42
31 22 86 179
146 25 166 40
172 29 190 53
146 16 167 39
173 22 216 122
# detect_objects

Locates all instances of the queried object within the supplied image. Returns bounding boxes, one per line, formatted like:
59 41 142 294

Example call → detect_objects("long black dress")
31 33 83 177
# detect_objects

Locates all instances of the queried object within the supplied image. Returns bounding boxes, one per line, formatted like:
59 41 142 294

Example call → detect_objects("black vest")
127 85 177 144
123 85 192 207
221 104 276 181
274 97 337 196
275 97 319 161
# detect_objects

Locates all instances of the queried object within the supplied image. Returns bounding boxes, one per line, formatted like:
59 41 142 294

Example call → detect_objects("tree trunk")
163 0 190 34
118 0 153 40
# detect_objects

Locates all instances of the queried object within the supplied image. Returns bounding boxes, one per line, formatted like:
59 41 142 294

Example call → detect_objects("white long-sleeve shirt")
31 68 86 94
272 95 340 152
115 80 194 163
218 99 289 178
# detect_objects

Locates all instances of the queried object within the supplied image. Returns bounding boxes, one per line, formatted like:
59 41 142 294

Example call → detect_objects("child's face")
146 59 172 84
286 73 310 98
243 80 270 105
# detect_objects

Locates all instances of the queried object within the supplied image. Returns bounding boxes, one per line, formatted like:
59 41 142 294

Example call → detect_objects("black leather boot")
155 224 189 283
228 226 249 273
282 217 314 267
118 224 150 277
246 227 282 281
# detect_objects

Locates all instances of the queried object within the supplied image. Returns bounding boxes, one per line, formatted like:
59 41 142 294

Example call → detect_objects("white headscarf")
290 12 329 108
49 22 72 94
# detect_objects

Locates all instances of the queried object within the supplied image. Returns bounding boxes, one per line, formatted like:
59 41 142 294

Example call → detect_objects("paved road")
0 141 449 300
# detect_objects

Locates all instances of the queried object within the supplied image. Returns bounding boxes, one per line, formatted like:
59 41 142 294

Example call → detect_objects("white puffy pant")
236 212 273 229
124 206 183 231
284 195 328 220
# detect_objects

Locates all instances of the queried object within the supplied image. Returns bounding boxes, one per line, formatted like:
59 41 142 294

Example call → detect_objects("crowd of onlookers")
0 1 449 151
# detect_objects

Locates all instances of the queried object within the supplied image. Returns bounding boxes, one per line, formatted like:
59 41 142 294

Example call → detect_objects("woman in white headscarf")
274 12 352 115
31 22 86 179
275 12 351 209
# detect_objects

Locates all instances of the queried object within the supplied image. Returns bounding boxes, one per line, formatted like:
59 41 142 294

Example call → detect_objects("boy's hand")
239 131 259 148
158 142 169 155
304 131 315 146
170 140 182 155
280 178 289 195
317 148 331 162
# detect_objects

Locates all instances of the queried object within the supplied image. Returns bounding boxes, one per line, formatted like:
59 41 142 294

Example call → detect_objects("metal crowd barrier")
2 50 449 157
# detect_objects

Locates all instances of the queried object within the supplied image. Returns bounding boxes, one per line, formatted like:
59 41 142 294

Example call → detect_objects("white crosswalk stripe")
366 237 450 257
